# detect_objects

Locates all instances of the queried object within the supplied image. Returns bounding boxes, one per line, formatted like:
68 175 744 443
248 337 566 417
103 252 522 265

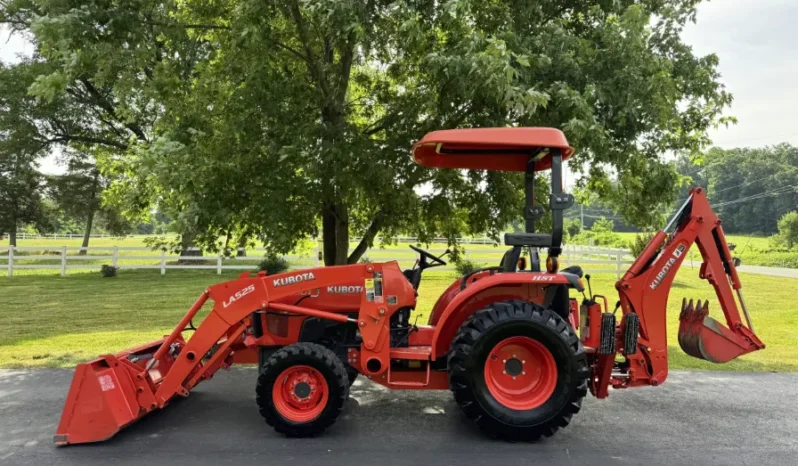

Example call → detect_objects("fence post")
160 250 166 275
112 246 118 268
616 252 622 280
217 253 222 275
314 246 320 267
7 245 13 277
61 246 67 277
566 247 571 266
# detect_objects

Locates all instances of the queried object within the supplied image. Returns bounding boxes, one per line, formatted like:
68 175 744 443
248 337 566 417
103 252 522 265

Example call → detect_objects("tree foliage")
676 145 798 235
3 0 734 263
775 212 798 250
47 151 129 250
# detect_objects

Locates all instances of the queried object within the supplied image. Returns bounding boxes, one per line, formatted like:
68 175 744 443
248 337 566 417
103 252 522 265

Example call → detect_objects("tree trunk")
347 214 383 264
9 230 17 248
79 209 95 255
180 232 203 258
79 171 100 256
236 234 248 257
322 201 349 265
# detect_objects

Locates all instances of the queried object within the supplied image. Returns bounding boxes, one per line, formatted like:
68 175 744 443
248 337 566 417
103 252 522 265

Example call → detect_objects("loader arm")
615 187 764 387
54 266 377 446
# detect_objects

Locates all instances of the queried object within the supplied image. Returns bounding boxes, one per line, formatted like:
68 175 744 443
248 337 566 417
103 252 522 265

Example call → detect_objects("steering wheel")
409 245 447 266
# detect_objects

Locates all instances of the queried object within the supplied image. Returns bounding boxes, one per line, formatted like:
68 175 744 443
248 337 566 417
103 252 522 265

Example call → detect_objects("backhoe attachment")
616 187 764 387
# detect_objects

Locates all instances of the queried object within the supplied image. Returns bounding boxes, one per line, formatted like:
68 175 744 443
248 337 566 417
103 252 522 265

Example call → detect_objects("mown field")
0 268 794 372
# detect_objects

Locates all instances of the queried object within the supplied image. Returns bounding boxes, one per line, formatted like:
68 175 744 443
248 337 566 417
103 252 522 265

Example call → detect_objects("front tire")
448 300 588 441
256 343 349 437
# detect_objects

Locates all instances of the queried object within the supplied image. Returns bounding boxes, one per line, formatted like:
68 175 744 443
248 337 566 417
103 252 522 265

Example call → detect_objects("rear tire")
448 300 588 441
256 343 349 437
346 366 359 386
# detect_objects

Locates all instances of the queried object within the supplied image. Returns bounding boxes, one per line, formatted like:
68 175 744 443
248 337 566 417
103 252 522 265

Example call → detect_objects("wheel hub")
484 336 557 410
294 381 311 399
272 365 329 422
504 358 523 376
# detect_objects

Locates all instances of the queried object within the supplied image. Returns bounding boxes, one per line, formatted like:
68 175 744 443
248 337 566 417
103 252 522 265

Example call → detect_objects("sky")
2 0 798 175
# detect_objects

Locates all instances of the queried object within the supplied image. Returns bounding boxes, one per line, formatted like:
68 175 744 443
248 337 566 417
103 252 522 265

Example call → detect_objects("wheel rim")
483 336 557 410
272 365 329 422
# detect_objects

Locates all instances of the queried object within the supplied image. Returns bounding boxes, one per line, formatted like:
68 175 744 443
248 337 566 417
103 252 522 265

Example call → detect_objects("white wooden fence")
1 244 634 278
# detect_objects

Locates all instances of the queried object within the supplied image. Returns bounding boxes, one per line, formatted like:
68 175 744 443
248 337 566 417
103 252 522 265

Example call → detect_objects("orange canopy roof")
411 127 574 172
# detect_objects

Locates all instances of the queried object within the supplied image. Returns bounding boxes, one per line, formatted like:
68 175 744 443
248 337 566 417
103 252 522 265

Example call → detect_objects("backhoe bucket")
678 299 757 363
54 336 180 446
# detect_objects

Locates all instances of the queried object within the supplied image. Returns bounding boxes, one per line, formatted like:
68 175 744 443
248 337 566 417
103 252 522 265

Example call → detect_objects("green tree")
0 154 44 246
7 1 734 264
776 211 798 249
48 151 129 253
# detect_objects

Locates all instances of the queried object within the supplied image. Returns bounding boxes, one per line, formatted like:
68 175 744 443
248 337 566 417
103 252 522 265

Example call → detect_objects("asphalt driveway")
1 368 796 465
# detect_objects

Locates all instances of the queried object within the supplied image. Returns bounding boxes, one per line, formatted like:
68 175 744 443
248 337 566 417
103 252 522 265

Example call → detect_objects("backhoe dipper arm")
615 188 764 387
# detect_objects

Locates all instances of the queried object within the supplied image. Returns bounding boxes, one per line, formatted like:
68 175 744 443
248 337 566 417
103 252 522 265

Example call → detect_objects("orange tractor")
55 128 764 445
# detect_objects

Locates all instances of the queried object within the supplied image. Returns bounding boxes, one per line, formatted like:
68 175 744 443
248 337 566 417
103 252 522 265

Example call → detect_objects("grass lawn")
0 267 794 372
612 232 798 268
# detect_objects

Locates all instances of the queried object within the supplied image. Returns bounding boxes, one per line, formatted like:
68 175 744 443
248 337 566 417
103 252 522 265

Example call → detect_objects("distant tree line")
675 145 798 236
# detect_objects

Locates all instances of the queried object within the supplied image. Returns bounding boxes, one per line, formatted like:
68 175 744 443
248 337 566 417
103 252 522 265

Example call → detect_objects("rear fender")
427 277 464 325
429 273 574 359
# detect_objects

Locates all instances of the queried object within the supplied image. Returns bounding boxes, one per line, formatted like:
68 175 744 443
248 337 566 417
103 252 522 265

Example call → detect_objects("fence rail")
1 243 635 278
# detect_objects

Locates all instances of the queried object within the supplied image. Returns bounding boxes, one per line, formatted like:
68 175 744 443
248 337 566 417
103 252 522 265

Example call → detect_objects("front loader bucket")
54 336 181 446
55 358 141 445
678 299 760 363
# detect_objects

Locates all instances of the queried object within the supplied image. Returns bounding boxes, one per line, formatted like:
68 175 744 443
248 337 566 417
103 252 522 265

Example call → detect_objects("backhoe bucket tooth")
678 299 753 363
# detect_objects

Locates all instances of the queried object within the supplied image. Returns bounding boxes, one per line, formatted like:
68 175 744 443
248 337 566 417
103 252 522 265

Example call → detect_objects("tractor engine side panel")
251 278 370 346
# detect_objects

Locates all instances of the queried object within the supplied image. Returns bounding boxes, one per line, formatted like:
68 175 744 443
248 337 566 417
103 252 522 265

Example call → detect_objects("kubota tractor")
55 128 764 445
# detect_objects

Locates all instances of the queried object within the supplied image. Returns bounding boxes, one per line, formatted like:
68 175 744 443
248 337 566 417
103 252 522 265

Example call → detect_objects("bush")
454 258 483 275
565 218 581 238
629 232 656 258
258 254 290 275
100 265 118 278
359 255 373 264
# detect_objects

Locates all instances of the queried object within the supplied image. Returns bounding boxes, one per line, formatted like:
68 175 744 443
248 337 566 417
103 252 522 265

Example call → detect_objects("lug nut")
502 370 507 375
